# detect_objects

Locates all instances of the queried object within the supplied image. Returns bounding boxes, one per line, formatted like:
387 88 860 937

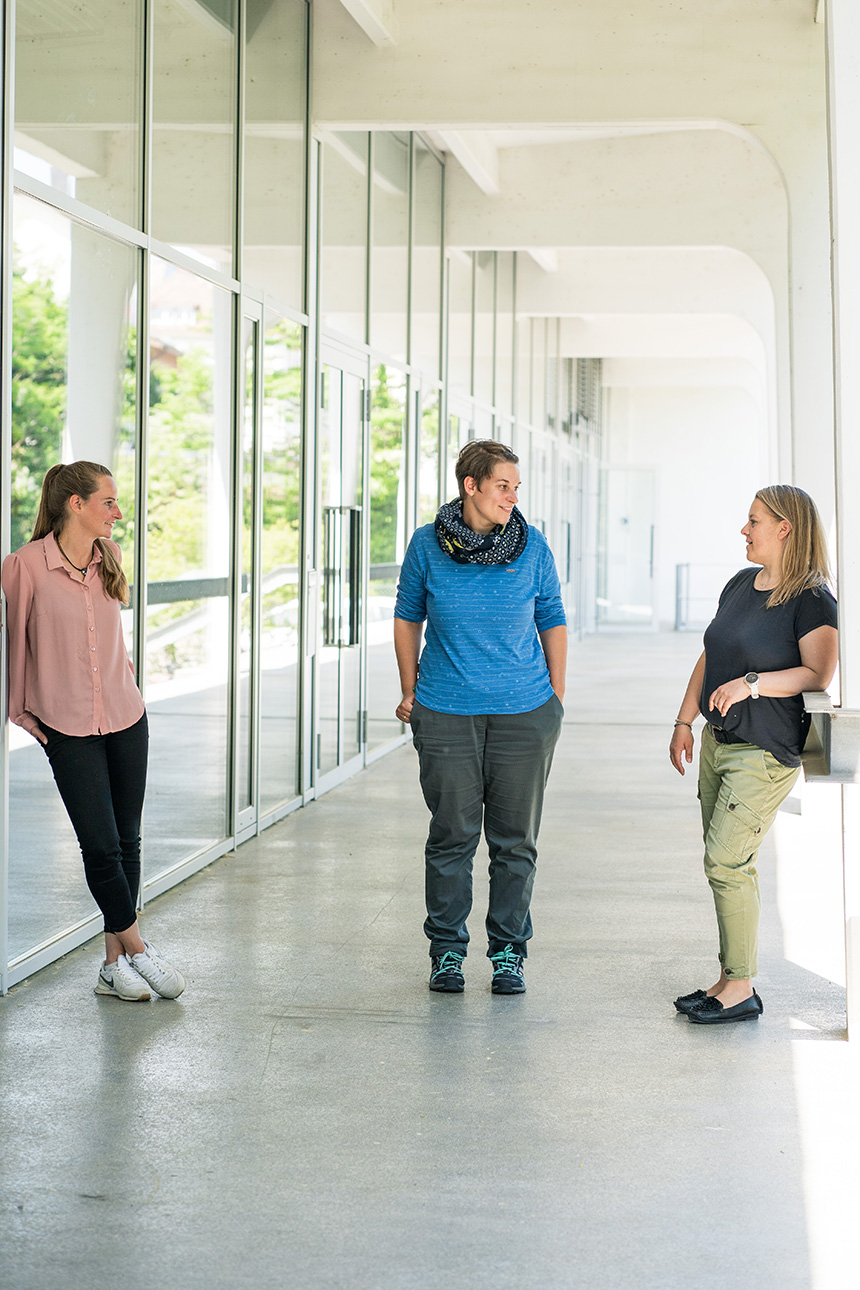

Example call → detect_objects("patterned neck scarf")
435 499 529 566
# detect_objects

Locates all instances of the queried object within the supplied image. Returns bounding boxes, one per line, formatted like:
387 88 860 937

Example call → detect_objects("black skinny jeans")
40 712 148 934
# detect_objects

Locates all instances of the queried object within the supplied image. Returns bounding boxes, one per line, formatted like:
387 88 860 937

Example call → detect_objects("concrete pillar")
825 0 860 1037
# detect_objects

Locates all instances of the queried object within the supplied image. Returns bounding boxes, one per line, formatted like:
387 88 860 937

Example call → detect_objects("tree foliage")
10 264 68 550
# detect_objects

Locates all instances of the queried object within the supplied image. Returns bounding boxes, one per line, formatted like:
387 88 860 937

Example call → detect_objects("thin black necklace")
55 535 91 577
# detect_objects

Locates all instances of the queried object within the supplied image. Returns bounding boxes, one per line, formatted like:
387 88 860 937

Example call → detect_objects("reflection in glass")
14 0 143 226
446 251 472 395
411 138 443 380
238 318 258 816
259 316 302 813
8 196 138 958
371 132 409 363
474 251 495 407
318 364 364 774
367 366 407 750
516 317 532 427
531 318 547 432
145 260 231 875
320 132 368 344
152 0 237 274
445 409 470 502
243 0 306 308
496 253 515 416
418 391 440 525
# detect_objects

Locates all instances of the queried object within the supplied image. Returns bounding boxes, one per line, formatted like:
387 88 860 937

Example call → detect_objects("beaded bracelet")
673 720 692 729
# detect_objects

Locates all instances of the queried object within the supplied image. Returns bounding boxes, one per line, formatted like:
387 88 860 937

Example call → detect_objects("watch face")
745 672 759 684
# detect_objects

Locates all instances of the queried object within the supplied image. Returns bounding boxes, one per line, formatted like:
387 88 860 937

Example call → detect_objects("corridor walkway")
2 633 859 1290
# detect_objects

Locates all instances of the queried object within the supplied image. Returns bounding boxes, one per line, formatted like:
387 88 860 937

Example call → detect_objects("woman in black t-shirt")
668 485 837 1025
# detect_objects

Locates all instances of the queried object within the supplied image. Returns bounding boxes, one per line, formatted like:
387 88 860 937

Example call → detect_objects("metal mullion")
250 311 264 825
300 5 318 797
491 251 497 421
407 133 415 369
234 0 245 286
0 0 16 994
13 174 149 251
438 163 447 508
511 252 518 426
469 251 476 399
226 294 245 839
366 132 373 349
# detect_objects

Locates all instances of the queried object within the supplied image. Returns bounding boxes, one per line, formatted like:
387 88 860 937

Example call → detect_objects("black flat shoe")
687 990 763 1025
674 989 708 1014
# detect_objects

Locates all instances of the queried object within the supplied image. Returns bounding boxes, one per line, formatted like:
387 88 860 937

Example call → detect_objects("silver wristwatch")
744 671 760 699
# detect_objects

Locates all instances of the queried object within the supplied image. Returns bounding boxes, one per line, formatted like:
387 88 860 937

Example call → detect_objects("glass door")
316 348 367 791
597 467 657 629
236 310 261 840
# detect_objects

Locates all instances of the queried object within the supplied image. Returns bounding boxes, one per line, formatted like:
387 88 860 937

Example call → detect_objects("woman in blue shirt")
394 440 567 994
669 485 837 1024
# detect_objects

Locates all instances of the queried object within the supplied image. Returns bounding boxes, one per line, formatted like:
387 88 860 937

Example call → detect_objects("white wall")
604 382 764 628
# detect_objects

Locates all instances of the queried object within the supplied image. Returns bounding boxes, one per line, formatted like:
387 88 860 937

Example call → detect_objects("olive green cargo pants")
697 724 800 979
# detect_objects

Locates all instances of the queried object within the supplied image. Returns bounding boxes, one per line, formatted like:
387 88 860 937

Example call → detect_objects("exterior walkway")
2 632 859 1290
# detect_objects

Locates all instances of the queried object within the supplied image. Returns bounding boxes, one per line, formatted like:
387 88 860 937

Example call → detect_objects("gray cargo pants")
410 694 564 958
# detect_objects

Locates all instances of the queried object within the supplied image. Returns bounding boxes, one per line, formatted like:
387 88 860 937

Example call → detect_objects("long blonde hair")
755 484 832 608
32 462 129 604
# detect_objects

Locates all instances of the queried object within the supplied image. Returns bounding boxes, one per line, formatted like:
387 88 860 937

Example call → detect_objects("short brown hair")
455 440 519 502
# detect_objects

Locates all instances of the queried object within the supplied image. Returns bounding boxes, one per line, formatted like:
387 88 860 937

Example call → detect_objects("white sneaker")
130 941 185 999
95 954 152 1001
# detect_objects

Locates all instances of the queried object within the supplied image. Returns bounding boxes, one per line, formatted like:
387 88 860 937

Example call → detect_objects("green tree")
10 264 68 550
370 364 405 566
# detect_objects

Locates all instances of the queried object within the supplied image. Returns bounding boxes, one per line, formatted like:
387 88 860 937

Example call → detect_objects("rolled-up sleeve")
1 553 41 736
534 544 566 633
394 535 428 623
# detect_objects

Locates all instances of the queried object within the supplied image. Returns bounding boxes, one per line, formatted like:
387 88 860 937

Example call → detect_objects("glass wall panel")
152 0 237 275
496 253 514 416
320 132 368 344
371 133 409 363
474 251 495 407
531 318 547 432
445 402 472 501
145 259 232 876
259 315 302 813
8 195 138 957
14 0 143 227
237 317 257 816
446 251 472 395
418 389 440 525
243 0 306 309
515 318 532 427
411 138 443 381
367 365 407 750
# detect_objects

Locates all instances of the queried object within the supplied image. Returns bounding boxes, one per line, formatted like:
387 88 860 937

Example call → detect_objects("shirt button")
89 626 94 632
95 687 100 693
93 666 98 672
90 646 96 652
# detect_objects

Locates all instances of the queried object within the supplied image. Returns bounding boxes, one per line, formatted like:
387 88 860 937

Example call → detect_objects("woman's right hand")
33 725 48 746
396 690 416 724
669 724 694 775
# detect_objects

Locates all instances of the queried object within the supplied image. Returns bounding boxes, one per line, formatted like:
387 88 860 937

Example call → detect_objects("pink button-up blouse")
1 532 144 738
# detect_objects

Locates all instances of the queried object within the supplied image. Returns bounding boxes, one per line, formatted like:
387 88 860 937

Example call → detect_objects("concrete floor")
1 632 859 1290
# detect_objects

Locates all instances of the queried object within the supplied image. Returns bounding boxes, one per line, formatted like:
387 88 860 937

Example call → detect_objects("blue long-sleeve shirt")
394 523 567 715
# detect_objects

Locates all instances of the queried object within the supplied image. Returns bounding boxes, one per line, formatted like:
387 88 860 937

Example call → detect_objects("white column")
826 0 860 1037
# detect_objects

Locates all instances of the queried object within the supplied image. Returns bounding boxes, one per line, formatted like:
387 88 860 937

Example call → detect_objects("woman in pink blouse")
2 461 185 1001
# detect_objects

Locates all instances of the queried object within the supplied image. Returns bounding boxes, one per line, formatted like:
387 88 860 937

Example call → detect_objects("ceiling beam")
426 129 500 195
335 0 398 48
526 248 559 273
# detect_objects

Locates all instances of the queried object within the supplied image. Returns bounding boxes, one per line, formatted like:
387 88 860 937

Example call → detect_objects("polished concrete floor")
1 632 859 1290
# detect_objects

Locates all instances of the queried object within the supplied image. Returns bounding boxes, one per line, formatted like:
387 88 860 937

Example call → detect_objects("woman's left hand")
708 677 750 719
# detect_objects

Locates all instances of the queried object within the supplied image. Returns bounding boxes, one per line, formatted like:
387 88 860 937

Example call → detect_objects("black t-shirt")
700 568 838 766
